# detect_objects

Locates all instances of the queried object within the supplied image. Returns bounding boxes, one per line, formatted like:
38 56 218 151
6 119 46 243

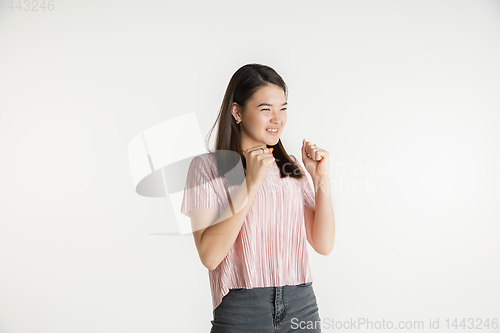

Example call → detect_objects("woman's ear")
231 102 241 122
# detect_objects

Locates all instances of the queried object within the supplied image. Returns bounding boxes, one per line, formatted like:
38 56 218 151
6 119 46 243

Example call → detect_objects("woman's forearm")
311 176 335 255
200 178 259 270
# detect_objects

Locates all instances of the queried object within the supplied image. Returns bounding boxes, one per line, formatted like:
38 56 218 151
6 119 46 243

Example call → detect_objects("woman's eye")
261 108 270 111
281 108 287 112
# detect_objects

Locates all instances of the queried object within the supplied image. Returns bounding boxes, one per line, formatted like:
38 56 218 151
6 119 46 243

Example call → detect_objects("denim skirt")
210 282 322 332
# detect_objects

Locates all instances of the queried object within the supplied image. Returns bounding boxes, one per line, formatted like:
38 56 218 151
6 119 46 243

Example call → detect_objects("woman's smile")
266 128 280 136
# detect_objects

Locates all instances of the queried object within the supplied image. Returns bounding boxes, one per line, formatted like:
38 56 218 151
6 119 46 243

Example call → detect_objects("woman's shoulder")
288 154 307 178
190 152 216 165
187 153 217 176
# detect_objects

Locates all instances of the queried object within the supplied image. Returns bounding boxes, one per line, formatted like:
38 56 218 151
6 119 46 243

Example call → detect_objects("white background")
1 0 499 332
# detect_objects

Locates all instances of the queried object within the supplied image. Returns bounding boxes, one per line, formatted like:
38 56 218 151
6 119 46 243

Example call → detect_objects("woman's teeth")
266 129 278 132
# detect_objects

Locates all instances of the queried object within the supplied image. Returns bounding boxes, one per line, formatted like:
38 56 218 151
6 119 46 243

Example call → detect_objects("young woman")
180 63 335 332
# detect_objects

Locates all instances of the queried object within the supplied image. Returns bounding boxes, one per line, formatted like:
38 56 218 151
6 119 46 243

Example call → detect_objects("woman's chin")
265 138 280 146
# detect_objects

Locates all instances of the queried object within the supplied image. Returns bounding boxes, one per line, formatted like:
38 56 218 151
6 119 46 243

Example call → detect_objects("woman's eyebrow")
257 102 288 107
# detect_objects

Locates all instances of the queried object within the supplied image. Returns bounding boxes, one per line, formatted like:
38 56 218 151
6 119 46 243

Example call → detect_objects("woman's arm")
301 139 335 255
190 177 259 270
305 176 335 256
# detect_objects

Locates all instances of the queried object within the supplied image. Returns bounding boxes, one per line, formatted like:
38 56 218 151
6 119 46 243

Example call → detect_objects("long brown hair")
205 63 306 185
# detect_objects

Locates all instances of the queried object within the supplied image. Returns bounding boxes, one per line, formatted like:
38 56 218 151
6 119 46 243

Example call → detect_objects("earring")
236 119 241 124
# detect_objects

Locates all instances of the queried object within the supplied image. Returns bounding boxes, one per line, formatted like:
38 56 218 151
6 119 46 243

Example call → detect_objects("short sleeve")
290 155 316 210
180 155 220 218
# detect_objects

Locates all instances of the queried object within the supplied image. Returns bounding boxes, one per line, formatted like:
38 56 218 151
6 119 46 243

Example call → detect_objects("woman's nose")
271 110 284 121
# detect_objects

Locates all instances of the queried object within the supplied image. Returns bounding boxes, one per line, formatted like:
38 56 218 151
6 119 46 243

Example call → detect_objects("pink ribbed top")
180 152 315 313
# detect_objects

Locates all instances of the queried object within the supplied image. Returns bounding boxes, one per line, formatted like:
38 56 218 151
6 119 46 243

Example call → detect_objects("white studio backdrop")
1 0 499 332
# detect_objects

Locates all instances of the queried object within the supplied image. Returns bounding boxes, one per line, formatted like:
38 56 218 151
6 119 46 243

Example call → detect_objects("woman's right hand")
244 145 275 189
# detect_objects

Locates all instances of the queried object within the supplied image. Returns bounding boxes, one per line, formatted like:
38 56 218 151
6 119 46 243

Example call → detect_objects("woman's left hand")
302 138 329 181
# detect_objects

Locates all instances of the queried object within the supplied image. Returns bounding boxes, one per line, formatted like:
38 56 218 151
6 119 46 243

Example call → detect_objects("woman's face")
233 84 288 152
